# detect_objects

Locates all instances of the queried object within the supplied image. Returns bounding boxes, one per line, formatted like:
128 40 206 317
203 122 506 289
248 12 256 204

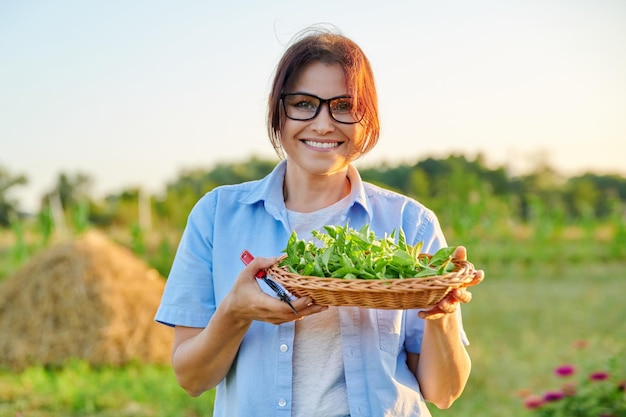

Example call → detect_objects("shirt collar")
239 159 372 221
346 163 371 219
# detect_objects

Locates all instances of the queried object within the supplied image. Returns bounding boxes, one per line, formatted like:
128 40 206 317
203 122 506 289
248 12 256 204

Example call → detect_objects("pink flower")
555 364 576 377
543 391 565 402
524 394 545 409
589 371 609 381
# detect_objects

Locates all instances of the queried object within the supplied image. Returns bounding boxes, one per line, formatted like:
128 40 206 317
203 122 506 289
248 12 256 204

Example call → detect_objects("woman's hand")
418 246 484 321
171 255 327 396
223 256 327 325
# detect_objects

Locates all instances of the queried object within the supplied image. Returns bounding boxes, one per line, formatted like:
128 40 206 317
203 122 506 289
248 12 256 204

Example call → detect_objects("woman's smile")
301 139 343 150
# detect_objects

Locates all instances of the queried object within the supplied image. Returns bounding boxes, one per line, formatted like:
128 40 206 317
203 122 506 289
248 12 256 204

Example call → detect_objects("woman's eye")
293 100 316 110
331 99 352 113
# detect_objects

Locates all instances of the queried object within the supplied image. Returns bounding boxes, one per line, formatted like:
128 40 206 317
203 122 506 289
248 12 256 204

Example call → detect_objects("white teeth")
303 140 340 149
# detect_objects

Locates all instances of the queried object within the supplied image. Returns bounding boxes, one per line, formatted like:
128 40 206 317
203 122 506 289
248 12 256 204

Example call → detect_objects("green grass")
0 360 215 417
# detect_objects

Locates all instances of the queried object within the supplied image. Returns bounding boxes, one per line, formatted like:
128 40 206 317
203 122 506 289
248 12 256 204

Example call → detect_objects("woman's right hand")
223 256 327 325
171 256 328 395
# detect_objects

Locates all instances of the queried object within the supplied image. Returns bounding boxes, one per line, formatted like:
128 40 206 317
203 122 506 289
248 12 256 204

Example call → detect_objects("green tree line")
1 155 625 235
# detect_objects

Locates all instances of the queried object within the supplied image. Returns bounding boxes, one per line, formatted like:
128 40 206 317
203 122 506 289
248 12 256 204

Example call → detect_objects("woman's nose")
310 104 336 135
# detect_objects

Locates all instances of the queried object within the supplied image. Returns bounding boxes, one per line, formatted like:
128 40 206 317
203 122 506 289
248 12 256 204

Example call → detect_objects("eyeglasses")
281 93 363 124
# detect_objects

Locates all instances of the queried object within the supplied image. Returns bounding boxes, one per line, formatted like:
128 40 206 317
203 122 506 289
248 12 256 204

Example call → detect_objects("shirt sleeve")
154 193 217 328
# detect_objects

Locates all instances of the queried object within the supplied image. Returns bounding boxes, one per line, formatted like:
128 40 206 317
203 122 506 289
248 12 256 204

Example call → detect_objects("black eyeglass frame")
280 93 363 125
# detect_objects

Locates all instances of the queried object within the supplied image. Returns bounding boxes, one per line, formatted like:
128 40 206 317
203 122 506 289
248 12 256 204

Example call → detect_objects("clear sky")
1 0 625 211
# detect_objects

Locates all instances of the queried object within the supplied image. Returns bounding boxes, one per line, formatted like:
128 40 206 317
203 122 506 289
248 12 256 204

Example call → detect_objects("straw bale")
0 230 173 370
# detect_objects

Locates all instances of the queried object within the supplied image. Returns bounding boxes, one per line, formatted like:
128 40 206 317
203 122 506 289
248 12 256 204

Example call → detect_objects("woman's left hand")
418 246 484 321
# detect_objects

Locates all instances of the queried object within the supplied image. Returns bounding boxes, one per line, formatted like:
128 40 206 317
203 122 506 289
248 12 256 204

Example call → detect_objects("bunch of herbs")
279 224 457 279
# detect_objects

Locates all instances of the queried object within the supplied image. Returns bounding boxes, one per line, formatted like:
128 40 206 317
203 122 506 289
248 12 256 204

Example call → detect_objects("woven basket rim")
264 254 476 309
268 254 475 287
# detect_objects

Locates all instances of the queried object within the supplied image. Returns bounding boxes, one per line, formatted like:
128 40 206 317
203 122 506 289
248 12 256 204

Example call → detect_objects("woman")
155 27 484 417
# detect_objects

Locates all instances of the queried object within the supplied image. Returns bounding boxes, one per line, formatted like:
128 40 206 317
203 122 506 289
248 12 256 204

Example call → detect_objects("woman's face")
280 61 364 177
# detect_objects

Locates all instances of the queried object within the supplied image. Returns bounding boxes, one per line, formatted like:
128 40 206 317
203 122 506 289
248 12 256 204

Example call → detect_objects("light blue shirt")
155 160 468 417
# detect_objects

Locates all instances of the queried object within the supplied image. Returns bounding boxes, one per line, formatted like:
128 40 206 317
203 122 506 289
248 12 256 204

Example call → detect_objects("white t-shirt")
287 195 351 417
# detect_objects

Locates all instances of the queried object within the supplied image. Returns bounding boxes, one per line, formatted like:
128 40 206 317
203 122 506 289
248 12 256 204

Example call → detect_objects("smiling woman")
155 26 483 417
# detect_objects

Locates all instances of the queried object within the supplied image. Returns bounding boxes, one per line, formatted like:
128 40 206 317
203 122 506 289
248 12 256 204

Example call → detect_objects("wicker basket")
266 254 477 310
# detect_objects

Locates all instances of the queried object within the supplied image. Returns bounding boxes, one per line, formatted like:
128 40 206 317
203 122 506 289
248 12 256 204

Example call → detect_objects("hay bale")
0 230 173 370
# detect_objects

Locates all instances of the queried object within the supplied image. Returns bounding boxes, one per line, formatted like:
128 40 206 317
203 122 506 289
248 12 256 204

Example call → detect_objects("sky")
1 0 625 211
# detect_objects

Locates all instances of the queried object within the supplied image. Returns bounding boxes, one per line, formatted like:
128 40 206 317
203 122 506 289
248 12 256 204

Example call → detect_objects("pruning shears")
240 250 299 317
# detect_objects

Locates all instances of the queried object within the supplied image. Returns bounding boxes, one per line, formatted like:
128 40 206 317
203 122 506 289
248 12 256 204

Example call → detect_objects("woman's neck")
283 169 351 213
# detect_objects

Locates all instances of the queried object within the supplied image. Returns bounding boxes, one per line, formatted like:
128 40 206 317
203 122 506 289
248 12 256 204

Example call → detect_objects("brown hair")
267 28 380 159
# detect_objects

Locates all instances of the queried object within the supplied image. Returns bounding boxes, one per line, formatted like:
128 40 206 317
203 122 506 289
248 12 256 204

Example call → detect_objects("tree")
41 172 93 209
565 173 626 219
40 172 94 234
0 164 28 227
154 157 277 229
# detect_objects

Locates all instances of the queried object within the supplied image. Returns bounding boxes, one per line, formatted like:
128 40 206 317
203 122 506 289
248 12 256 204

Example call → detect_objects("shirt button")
278 399 287 407
279 344 289 352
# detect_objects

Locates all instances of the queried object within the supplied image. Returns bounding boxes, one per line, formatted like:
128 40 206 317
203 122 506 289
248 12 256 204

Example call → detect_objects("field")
435 258 625 416
0 230 624 416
